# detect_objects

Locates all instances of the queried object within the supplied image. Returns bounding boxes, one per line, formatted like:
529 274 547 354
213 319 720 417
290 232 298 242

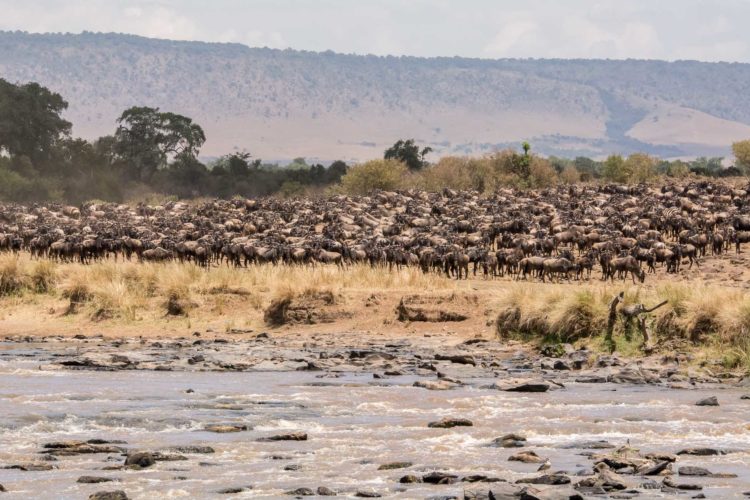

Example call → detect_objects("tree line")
1 78 749 203
0 79 348 203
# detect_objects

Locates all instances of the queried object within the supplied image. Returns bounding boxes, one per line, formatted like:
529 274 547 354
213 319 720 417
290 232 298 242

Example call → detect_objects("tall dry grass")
493 282 750 369
1 255 460 321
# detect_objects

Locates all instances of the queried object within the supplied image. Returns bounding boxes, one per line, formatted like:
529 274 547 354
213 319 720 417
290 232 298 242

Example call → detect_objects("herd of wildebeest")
2 182 750 284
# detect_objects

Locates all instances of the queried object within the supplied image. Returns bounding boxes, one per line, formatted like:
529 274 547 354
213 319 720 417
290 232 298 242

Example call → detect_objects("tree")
689 157 723 176
665 160 690 178
574 156 600 181
626 153 657 183
732 140 750 175
560 164 581 184
114 106 206 182
384 139 432 171
601 155 628 183
0 78 71 165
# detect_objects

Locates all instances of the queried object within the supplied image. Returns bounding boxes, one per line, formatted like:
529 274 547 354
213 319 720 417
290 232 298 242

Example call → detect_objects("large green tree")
384 139 432 171
0 78 71 165
114 106 206 181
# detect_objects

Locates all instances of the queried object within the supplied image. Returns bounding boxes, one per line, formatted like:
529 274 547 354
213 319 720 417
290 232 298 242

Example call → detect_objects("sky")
1 0 749 62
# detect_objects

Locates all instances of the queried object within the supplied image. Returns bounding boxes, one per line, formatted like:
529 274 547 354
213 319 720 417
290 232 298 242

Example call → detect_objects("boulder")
124 452 155 468
492 433 527 448
428 417 473 428
695 396 719 406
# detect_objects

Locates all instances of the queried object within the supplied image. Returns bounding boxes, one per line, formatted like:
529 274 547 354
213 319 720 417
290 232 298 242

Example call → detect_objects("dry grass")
493 282 750 370
1 255 459 322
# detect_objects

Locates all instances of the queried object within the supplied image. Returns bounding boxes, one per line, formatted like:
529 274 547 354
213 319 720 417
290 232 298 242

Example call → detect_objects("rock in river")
204 424 249 433
258 431 308 442
695 396 719 406
88 492 129 500
491 433 527 448
77 476 116 484
378 461 412 470
434 354 476 366
509 451 546 464
502 381 550 393
428 417 473 428
413 380 458 390
124 452 155 468
516 473 571 485
286 487 314 496
422 471 459 484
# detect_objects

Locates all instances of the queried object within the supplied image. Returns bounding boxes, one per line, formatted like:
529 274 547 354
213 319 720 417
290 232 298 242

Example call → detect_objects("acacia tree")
114 106 206 181
384 139 432 171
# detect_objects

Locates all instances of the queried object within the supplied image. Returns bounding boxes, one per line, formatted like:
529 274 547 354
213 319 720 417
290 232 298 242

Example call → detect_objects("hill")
1 31 749 161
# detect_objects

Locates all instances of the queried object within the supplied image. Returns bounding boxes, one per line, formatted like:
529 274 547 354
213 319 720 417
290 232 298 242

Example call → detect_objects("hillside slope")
1 31 749 161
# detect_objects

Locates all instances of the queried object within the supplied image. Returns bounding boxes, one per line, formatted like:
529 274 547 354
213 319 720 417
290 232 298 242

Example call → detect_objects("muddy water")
0 345 749 498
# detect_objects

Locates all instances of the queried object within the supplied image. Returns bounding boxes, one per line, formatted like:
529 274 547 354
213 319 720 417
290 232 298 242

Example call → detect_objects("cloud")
0 0 749 62
483 18 539 57
243 30 287 49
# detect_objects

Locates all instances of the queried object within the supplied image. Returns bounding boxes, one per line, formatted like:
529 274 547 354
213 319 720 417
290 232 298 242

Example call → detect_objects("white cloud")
0 0 749 62
483 22 538 56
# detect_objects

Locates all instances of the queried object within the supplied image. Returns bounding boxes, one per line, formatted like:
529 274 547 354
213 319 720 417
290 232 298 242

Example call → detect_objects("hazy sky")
2 0 749 62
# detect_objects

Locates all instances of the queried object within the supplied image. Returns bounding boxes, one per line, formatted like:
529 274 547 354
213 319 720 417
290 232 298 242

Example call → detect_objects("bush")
339 159 409 195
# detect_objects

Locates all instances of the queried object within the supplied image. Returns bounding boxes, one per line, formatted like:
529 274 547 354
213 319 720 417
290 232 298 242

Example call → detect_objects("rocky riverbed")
0 332 748 499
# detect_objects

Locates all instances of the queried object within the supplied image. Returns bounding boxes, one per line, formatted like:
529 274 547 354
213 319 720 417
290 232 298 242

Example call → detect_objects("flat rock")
217 487 250 494
166 446 215 454
516 473 571 485
677 448 727 456
663 477 703 490
78 476 116 484
413 380 458 390
509 451 547 464
428 417 473 428
258 432 308 442
204 424 249 433
378 461 412 470
422 471 459 484
435 354 476 366
88 492 129 500
464 483 522 499
286 487 315 496
502 381 550 393
518 485 583 499
679 466 713 477
355 489 382 497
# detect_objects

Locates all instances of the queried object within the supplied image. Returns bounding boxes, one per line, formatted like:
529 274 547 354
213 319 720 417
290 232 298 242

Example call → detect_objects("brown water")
0 346 749 498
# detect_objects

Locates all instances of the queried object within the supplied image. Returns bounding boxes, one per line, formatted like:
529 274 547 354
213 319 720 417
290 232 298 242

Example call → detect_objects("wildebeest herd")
2 182 750 284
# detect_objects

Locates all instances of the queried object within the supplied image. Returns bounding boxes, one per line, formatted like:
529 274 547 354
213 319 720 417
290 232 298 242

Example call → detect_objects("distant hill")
2 31 750 162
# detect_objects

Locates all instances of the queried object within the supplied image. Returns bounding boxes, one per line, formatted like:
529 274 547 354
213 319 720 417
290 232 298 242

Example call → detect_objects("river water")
0 344 749 498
